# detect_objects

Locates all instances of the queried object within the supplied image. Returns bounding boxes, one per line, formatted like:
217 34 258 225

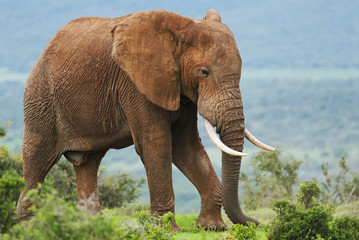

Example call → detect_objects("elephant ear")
203 9 222 22
111 11 182 111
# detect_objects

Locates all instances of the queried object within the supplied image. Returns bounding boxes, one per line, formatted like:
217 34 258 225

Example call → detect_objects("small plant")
329 216 359 240
135 210 174 240
221 222 258 240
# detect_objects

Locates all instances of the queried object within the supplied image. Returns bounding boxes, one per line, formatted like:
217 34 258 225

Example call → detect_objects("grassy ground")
173 214 268 240
109 200 359 240
103 204 271 239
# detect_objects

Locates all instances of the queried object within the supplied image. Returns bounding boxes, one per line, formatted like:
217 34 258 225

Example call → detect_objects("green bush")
329 216 359 240
2 188 145 240
0 141 24 233
99 169 145 209
42 159 145 208
42 159 78 204
221 222 258 240
0 170 24 233
267 182 335 240
0 145 23 175
296 181 322 209
135 210 173 240
268 201 334 240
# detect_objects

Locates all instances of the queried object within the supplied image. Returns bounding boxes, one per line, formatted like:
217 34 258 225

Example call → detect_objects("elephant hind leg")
16 134 62 221
73 151 106 214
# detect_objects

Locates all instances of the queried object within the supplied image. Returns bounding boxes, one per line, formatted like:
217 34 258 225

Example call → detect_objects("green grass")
174 215 219 240
99 206 272 239
173 214 269 239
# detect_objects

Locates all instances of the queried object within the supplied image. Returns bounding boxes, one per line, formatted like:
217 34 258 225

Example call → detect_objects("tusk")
203 118 247 156
244 128 275 151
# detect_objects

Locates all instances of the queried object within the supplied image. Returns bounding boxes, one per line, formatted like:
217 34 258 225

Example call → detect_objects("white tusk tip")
203 118 247 157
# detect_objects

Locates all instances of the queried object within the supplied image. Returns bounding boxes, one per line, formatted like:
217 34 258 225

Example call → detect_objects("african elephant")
17 9 274 231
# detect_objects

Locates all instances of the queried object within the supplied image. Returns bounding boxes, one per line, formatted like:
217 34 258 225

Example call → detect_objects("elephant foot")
170 222 181 232
196 213 227 231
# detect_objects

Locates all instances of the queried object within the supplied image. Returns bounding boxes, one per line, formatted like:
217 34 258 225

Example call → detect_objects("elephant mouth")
203 118 275 156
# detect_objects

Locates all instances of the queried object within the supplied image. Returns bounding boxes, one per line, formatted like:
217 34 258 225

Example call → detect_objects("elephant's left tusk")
203 118 247 157
244 128 275 151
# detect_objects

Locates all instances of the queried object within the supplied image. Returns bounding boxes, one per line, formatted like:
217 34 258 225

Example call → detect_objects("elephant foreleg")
171 103 225 231
127 111 180 231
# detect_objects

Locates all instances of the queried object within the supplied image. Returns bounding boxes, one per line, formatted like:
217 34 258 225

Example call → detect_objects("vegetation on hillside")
240 149 359 211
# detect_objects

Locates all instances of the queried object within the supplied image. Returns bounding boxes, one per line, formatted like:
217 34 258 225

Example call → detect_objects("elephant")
16 9 275 231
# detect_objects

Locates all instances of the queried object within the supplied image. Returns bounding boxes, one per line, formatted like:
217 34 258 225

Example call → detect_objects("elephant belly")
57 106 133 152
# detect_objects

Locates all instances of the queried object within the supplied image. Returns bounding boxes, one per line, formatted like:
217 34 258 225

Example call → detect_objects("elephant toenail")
209 225 217 230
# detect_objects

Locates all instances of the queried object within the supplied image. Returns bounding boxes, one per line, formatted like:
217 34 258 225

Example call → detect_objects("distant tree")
239 148 302 210
318 156 359 204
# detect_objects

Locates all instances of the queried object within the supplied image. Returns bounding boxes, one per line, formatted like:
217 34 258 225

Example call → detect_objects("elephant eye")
199 68 209 78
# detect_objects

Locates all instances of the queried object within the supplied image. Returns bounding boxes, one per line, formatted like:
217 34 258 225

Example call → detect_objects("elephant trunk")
219 105 260 226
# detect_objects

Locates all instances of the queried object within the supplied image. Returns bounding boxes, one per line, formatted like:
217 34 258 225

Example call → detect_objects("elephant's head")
112 9 274 225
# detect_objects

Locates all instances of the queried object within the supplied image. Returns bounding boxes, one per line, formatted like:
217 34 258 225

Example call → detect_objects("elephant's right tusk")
244 128 275 151
203 118 247 156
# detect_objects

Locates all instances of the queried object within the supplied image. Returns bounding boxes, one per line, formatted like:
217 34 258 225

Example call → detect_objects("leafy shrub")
221 222 258 240
329 216 359 240
2 188 146 240
0 145 23 175
0 138 24 233
268 201 334 240
296 181 322 209
42 159 78 204
135 210 174 240
99 169 145 209
267 182 334 240
42 159 145 208
0 170 24 233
